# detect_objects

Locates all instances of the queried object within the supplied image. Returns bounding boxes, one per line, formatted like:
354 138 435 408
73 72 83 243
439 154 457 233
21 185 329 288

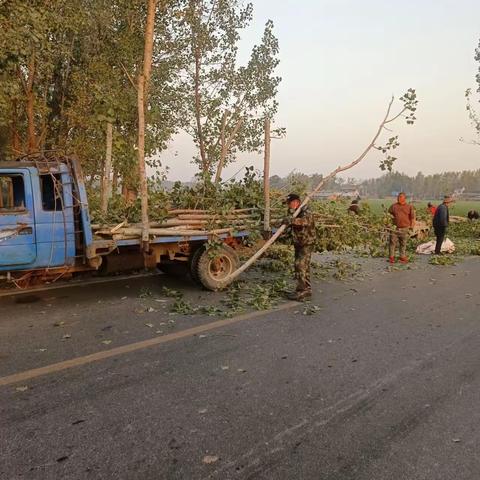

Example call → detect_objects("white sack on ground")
416 238 455 255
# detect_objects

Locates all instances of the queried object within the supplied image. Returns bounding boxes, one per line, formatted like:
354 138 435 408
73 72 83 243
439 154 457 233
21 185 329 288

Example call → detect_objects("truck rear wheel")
195 244 239 291
189 246 205 285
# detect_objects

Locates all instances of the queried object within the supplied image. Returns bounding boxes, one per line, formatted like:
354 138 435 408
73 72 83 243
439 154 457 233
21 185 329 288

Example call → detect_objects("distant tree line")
270 172 357 196
269 169 480 200
361 170 480 199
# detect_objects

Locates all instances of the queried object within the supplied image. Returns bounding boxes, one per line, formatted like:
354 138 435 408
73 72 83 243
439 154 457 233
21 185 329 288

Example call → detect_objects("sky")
161 0 480 182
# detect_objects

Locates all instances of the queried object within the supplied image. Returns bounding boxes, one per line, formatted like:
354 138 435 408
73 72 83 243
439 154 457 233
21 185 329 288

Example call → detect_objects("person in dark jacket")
432 195 453 254
283 193 316 301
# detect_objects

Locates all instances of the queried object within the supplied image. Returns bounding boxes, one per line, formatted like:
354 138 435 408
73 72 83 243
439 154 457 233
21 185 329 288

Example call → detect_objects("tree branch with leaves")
218 89 419 288
460 39 480 147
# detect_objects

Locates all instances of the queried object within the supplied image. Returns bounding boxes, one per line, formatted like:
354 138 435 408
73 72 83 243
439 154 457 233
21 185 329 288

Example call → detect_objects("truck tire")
189 246 205 285
195 244 239 291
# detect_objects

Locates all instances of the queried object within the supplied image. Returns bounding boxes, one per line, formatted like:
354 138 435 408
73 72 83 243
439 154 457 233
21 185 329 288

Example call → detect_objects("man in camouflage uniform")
283 193 316 301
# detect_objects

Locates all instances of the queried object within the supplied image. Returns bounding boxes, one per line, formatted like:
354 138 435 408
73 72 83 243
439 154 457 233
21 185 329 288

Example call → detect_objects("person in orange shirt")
388 192 416 264
427 202 436 216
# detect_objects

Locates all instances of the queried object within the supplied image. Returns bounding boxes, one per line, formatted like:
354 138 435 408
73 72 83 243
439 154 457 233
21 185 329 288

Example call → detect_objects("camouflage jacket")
290 206 316 247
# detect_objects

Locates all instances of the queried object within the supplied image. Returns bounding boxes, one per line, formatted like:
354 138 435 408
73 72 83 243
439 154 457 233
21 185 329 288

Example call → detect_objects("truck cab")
0 159 85 276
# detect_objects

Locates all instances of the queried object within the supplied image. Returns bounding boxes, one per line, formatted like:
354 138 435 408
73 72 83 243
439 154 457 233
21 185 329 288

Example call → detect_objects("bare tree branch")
120 62 137 90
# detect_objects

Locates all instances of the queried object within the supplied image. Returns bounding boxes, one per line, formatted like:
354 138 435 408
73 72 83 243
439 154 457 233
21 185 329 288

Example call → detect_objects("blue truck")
0 156 248 290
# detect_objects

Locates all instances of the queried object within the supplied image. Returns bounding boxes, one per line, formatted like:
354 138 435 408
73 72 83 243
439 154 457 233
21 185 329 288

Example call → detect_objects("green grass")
363 198 480 217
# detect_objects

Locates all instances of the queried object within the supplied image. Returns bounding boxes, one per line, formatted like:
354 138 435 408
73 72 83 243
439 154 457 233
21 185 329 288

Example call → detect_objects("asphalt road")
1 258 480 480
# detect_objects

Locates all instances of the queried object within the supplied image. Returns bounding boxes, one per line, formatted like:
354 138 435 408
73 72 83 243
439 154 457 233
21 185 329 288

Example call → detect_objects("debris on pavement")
202 455 219 465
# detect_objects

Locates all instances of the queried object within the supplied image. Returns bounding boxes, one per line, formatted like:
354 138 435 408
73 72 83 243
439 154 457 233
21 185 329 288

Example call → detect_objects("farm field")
363 198 480 217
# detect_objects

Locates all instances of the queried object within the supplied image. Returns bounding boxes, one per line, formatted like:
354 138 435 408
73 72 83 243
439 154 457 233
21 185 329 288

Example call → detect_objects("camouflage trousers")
294 244 314 293
389 227 409 258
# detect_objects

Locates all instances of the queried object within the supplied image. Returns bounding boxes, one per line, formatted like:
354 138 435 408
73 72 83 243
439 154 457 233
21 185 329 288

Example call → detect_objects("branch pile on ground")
307 200 392 255
447 221 480 255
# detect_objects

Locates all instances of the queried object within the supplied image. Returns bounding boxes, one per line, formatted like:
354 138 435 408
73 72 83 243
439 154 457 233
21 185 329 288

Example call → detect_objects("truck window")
0 175 25 212
40 174 63 211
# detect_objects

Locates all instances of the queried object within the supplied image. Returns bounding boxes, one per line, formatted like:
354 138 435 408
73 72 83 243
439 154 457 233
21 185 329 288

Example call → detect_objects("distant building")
312 185 360 200
456 191 480 201
339 185 360 198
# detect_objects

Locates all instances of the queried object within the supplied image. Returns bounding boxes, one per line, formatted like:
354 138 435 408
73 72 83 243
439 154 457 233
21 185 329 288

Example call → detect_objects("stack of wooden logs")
92 208 281 240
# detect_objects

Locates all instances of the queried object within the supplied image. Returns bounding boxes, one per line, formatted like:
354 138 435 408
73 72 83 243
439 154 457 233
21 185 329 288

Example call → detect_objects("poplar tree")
177 0 283 181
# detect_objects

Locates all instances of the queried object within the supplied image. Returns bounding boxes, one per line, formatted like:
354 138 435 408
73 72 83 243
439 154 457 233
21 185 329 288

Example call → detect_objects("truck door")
34 169 75 267
0 169 37 267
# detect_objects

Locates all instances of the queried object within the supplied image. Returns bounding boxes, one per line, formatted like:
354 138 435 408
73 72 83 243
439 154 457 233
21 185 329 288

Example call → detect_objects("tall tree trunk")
137 0 157 247
137 73 147 239
10 99 22 156
263 117 271 233
194 45 208 172
189 0 208 172
214 112 228 184
112 167 118 193
26 94 36 153
101 122 113 214
25 54 37 153
214 115 244 184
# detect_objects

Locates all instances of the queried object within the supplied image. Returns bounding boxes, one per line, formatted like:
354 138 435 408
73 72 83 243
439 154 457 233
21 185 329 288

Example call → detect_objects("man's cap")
443 195 454 203
286 193 301 203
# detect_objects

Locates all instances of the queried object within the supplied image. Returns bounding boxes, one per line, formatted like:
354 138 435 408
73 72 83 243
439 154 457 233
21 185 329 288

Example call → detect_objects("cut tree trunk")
116 227 239 237
177 214 250 220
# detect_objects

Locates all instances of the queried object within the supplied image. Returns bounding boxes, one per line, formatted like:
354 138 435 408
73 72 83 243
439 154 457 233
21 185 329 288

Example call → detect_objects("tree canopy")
0 0 282 189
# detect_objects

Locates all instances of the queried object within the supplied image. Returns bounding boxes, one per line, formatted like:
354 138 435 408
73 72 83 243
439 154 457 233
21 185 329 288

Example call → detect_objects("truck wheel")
189 246 205 285
195 244 239 291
